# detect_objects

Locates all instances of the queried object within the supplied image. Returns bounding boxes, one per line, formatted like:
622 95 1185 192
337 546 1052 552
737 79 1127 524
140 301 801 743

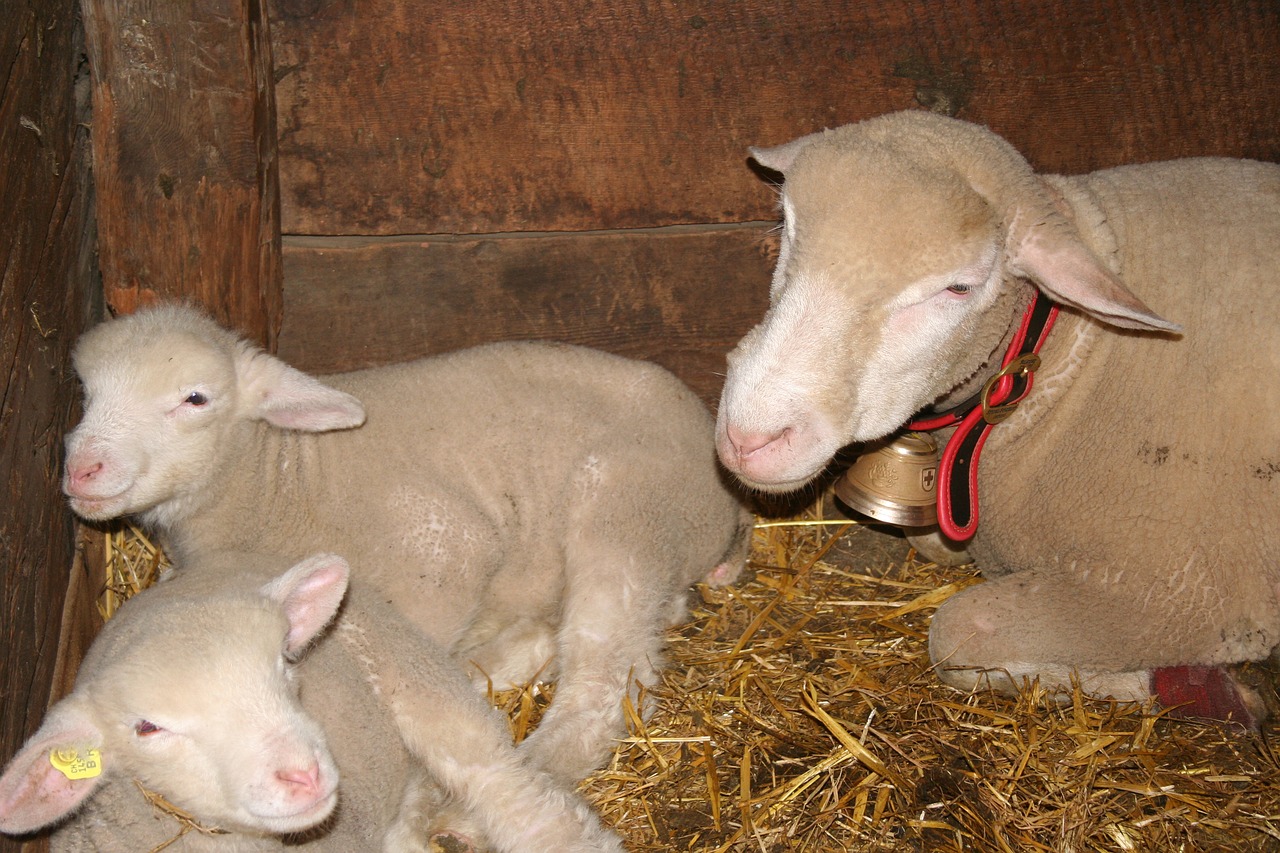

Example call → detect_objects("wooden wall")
0 1 98 851
267 0 1280 405
83 0 282 347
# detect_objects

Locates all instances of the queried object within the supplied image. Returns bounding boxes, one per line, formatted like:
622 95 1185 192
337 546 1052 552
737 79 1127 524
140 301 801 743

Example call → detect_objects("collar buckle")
980 352 1041 425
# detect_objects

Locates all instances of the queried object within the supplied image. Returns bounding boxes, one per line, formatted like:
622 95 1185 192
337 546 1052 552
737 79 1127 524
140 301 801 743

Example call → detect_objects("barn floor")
558 492 1280 853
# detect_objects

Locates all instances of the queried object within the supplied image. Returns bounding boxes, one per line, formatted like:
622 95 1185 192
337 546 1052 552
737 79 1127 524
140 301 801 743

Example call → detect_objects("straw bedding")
97 491 1280 853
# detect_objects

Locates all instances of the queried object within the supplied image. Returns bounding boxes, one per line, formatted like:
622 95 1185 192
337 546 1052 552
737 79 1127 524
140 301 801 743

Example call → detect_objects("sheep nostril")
726 425 786 458
275 762 321 794
67 460 104 488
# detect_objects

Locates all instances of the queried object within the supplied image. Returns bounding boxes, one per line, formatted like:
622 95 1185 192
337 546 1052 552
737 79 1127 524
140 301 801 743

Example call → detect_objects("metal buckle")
980 353 1041 424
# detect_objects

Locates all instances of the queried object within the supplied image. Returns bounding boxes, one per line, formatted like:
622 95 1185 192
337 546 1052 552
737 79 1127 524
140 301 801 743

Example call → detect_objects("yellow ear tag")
50 747 103 780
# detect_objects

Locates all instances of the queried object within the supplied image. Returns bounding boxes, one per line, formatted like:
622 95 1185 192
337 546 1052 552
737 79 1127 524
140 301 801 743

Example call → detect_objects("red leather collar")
908 292 1058 541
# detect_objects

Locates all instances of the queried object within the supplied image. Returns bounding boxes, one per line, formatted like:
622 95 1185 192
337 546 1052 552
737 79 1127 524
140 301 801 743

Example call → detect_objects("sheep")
61 305 752 783
0 550 625 852
715 110 1280 724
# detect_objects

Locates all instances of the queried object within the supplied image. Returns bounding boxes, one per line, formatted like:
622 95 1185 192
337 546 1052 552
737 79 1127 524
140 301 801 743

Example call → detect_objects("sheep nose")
725 424 788 458
276 762 322 795
67 460 103 485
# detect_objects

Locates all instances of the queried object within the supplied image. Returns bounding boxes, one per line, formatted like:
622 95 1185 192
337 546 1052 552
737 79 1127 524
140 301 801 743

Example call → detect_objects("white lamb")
0 551 623 851
61 305 751 784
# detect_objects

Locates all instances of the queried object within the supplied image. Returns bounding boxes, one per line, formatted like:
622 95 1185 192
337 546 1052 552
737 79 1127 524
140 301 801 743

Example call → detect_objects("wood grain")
0 2 98 851
278 225 777 407
269 0 1280 236
83 0 283 346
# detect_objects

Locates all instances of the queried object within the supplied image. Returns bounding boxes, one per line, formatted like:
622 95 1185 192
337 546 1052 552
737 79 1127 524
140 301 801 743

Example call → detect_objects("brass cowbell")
833 432 940 527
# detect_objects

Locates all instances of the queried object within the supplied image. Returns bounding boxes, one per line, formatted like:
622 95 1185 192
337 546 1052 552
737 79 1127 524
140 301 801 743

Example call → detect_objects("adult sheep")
61 307 751 784
716 110 1279 724
0 551 623 851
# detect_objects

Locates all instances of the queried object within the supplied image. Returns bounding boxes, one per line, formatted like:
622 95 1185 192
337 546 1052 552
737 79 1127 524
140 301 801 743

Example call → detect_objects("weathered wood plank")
82 0 283 346
0 2 98 851
46 530 103 708
277 225 777 407
269 0 1280 236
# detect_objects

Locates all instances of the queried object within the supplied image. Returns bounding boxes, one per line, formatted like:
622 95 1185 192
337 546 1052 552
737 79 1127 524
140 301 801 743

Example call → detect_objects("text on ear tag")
50 747 103 780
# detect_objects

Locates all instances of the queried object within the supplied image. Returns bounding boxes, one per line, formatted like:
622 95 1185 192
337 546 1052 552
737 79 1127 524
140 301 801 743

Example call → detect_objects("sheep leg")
382 767 438 853
391 690 622 853
383 769 489 853
1149 665 1268 729
339 607 622 853
517 542 674 785
459 616 558 691
929 566 1278 725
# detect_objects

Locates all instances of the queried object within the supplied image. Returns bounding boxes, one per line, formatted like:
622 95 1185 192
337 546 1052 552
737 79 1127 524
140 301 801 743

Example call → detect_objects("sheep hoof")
1151 665 1269 730
429 831 476 853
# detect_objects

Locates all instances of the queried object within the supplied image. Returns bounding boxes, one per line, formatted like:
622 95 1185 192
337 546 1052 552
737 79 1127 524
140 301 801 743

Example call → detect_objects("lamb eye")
184 391 209 406
135 720 162 737
946 283 972 295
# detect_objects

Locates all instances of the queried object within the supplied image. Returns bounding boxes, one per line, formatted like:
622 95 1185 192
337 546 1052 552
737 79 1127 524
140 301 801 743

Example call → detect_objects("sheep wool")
716 110 1280 722
62 310 752 782
0 551 623 851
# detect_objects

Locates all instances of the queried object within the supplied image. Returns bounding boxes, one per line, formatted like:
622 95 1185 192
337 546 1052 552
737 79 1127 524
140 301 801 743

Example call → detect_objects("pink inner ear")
1013 230 1181 333
271 556 350 653
257 371 366 432
0 720 104 834
240 350 366 432
264 398 366 432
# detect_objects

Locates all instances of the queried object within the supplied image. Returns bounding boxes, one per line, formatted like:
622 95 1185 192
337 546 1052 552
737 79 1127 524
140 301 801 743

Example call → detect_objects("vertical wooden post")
81 0 282 347
2 0 99 850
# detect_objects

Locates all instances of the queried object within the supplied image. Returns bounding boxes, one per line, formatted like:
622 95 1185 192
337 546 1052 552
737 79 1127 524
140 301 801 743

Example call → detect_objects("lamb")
0 551 624 851
716 110 1280 724
62 306 751 782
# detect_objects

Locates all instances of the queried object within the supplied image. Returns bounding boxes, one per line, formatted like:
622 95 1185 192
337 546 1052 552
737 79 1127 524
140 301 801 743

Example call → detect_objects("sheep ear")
262 554 351 654
237 350 367 432
0 702 105 834
749 133 817 174
1008 211 1182 333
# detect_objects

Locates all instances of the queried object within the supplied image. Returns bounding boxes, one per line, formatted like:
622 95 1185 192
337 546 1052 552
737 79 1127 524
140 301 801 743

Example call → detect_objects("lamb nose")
276 762 321 793
726 424 785 457
72 461 103 483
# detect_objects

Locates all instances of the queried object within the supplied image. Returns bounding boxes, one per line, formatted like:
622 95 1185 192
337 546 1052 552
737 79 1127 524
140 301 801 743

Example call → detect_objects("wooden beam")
277 225 777 408
0 2 98 851
269 0 1280 236
82 0 282 346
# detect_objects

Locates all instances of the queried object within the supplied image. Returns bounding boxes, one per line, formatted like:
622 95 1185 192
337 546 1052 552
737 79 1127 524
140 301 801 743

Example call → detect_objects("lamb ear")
237 350 367 432
0 702 105 834
1009 217 1182 333
262 554 351 654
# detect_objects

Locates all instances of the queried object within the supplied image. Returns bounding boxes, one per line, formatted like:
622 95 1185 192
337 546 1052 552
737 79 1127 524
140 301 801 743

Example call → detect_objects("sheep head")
62 305 366 528
0 554 349 837
716 111 1179 493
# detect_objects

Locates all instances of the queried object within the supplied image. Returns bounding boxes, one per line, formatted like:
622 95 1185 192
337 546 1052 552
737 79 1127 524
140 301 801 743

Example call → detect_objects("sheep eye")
135 720 162 737
946 283 972 295
184 391 209 406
